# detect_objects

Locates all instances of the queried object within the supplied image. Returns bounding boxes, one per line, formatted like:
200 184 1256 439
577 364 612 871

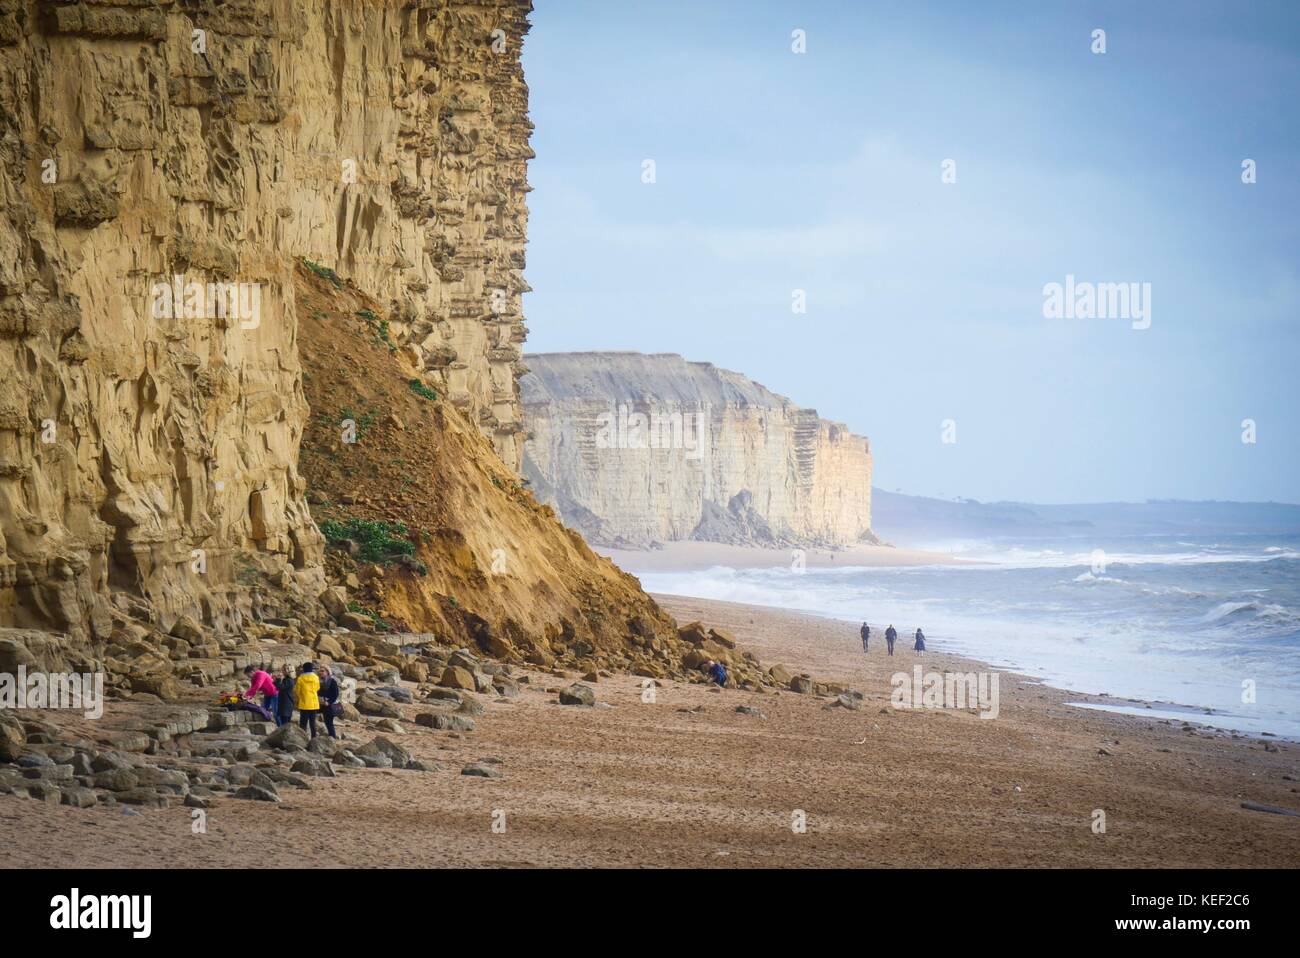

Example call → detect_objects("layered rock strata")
0 0 533 639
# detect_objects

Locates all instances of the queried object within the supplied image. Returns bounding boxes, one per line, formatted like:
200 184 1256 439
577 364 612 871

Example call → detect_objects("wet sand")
3 597 1297 868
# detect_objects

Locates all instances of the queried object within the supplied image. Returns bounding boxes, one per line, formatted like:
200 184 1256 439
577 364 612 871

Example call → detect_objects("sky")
519 0 1300 504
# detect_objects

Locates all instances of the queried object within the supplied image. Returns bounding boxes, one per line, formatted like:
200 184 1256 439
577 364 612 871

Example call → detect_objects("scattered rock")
439 666 477 691
767 664 794 686
329 749 364 768
456 697 487 717
355 736 411 769
355 691 402 719
788 676 813 695
265 724 311 751
60 787 98 809
461 763 502 779
306 735 340 757
291 758 336 778
416 713 475 732
559 683 596 707
117 788 170 809
92 769 140 792
234 785 280 803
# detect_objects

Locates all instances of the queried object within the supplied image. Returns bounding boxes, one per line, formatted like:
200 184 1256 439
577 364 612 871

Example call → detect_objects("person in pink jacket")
243 666 279 722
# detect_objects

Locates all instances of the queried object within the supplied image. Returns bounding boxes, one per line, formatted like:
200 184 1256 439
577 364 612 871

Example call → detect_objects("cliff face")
521 352 875 548
0 0 532 640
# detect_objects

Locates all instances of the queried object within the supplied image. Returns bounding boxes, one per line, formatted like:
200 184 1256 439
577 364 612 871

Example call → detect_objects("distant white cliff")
520 352 876 548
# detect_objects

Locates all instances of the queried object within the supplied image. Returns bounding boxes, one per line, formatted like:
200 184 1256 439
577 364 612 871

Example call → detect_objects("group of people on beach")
241 662 342 739
859 623 925 655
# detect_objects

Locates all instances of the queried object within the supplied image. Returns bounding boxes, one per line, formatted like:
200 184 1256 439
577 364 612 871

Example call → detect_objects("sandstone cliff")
0 0 533 640
521 352 875 548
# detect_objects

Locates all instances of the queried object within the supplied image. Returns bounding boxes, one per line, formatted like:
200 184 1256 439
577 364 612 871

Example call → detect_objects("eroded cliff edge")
1 0 529 641
521 352 876 549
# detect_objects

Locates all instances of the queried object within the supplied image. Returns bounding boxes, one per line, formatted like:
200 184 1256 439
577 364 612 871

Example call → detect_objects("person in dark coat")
275 666 296 727
318 665 341 739
859 622 870 653
885 625 898 656
914 628 926 653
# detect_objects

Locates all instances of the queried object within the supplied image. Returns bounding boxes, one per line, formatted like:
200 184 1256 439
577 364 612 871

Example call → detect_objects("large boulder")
356 691 402 719
707 627 737 649
234 785 280 802
484 633 515 659
415 713 475 732
559 683 596 707
93 769 140 792
354 736 411 769
438 666 476 691
338 612 373 632
447 649 480 671
129 674 183 701
457 697 486 716
682 649 711 670
314 633 346 660
291 758 336 778
400 661 429 684
318 587 349 619
61 787 98 808
677 621 710 647
265 723 311 751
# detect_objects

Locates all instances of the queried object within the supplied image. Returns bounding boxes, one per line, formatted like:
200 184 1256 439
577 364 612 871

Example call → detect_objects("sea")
632 533 1300 740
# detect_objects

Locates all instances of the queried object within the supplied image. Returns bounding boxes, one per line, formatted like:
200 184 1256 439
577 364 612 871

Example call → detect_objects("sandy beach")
2 597 1297 869
599 541 970 572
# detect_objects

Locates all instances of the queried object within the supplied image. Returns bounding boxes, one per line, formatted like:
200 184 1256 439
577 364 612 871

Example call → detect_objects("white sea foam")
632 534 1300 739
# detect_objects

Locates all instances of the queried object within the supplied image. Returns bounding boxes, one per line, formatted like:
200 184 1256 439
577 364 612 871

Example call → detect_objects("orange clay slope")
293 262 765 686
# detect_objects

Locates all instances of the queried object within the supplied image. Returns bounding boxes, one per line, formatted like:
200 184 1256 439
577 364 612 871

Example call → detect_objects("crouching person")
242 665 278 720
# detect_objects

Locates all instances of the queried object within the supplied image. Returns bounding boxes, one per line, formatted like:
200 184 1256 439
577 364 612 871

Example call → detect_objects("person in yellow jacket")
294 662 322 738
